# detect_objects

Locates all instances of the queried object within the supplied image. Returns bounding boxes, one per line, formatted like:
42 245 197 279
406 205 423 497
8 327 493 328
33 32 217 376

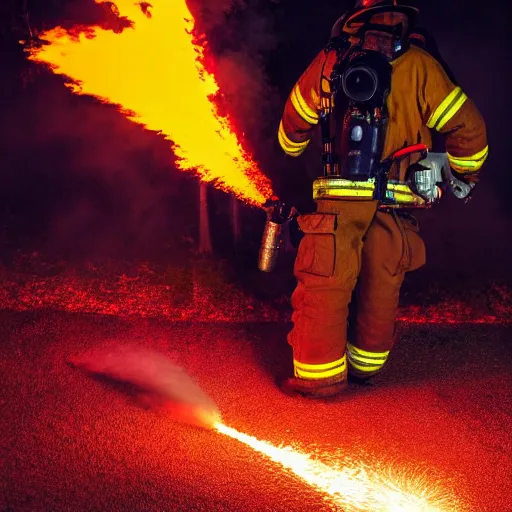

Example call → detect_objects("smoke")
68 342 222 429
188 0 283 175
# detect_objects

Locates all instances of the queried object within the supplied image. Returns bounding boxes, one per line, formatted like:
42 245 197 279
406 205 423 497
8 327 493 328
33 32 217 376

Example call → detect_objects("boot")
347 373 375 386
279 375 348 399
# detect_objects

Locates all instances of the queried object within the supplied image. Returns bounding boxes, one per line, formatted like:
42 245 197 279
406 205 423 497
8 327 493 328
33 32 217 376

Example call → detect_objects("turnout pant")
288 199 426 382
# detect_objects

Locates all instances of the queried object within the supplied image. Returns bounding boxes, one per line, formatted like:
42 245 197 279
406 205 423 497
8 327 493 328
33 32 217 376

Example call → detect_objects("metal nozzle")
257 200 293 273
258 220 283 272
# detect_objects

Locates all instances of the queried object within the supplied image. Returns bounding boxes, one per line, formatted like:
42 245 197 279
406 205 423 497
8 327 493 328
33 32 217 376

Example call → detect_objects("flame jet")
27 0 274 205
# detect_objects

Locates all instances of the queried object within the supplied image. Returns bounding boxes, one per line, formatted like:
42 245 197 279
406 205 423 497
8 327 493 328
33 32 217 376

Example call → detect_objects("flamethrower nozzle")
258 200 297 273
261 199 293 223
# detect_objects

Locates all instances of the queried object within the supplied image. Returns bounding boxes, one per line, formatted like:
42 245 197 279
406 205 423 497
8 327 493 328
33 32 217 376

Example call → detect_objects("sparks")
27 0 273 205
215 422 466 512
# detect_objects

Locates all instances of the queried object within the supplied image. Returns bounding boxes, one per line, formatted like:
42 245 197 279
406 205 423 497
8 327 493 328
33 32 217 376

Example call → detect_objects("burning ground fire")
214 422 466 512
26 0 273 206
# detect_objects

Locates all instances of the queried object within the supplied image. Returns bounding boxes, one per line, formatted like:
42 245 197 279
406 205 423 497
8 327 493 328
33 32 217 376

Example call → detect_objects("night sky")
0 0 510 282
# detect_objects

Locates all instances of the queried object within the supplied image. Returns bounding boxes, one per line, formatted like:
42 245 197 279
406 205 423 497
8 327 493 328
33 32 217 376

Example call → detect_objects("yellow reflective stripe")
347 344 389 373
348 359 383 373
278 131 306 155
278 122 309 156
296 366 343 379
348 354 385 365
436 92 467 131
449 146 489 162
427 86 468 131
450 162 483 173
347 343 389 362
315 187 374 199
387 190 424 204
314 178 417 195
278 122 309 150
447 145 489 172
313 179 374 198
449 160 485 173
312 179 424 205
291 85 319 125
294 356 346 380
278 133 305 155
295 357 346 371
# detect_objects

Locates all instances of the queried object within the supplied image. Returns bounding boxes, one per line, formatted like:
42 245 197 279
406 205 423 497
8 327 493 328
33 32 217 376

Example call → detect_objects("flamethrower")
378 144 475 206
257 199 299 272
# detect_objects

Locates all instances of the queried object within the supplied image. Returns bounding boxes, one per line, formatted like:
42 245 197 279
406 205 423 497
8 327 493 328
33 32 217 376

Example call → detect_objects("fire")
26 0 273 205
215 422 466 512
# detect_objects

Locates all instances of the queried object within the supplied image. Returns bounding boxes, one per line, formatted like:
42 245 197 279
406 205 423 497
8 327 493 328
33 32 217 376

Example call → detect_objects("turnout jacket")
278 44 488 203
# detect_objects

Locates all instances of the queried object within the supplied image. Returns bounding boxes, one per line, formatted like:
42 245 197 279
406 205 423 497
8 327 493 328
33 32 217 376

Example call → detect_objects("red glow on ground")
0 261 281 322
0 260 509 325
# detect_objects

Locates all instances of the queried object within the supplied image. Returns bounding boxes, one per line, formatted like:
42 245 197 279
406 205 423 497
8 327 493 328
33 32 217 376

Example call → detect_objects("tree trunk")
230 195 240 246
198 181 212 255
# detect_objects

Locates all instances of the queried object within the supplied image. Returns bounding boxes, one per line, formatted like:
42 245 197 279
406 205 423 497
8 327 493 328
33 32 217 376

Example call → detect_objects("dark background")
0 0 510 286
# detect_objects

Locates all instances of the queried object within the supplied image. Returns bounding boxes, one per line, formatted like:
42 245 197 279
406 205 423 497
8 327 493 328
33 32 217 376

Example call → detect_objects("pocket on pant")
295 213 337 277
398 214 426 272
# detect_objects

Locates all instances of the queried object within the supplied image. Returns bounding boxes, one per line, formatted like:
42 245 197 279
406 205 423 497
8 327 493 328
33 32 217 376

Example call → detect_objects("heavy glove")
447 168 476 200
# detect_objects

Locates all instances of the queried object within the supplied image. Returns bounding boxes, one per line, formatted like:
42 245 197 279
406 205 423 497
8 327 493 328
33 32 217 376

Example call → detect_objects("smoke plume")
188 0 283 167
69 342 222 429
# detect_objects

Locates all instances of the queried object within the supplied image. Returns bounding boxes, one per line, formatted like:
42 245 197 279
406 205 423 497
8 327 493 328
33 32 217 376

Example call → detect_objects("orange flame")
215 422 467 512
26 0 273 206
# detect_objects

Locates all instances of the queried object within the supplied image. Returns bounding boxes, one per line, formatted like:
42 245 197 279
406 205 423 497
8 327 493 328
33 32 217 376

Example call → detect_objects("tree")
0 0 33 40
230 194 240 245
198 181 212 255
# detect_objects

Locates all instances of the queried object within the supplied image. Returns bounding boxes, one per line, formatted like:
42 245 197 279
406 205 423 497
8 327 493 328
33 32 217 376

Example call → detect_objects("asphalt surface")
1 311 511 512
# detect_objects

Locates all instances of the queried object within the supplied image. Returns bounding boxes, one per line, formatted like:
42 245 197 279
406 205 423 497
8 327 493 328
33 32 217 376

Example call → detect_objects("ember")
26 0 273 205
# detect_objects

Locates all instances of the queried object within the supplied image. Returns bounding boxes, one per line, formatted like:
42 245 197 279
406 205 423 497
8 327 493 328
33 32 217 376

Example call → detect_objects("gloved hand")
447 168 476 201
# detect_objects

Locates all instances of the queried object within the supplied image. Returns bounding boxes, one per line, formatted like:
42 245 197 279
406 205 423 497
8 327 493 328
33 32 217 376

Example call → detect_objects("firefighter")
277 0 488 398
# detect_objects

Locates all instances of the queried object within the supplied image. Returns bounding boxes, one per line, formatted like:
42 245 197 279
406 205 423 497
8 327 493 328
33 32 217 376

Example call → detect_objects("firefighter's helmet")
354 0 418 10
346 0 418 28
